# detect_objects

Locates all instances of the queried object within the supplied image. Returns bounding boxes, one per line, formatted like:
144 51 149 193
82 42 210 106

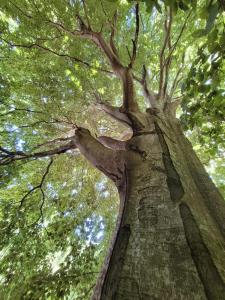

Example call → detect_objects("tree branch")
73 127 125 185
74 15 139 112
134 66 157 108
0 141 75 165
33 136 73 150
0 107 43 117
19 158 53 208
1 37 112 75
164 98 182 117
99 3 119 58
48 12 121 72
129 3 139 68
162 11 174 97
169 51 185 99
154 11 191 90
158 7 173 100
8 0 32 19
109 11 119 58
121 68 138 112
49 12 139 113
95 101 132 127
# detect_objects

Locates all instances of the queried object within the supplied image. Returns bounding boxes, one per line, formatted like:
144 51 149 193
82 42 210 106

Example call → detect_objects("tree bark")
91 111 225 300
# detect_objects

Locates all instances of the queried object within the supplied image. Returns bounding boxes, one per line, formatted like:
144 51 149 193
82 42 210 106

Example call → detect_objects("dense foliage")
0 0 224 299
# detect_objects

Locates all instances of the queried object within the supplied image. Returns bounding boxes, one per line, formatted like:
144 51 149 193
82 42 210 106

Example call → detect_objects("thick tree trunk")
92 111 225 300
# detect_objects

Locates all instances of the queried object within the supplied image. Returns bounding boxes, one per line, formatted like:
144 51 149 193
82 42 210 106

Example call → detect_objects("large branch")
50 14 139 112
1 124 126 185
49 15 123 75
121 68 138 112
164 98 182 117
73 127 125 185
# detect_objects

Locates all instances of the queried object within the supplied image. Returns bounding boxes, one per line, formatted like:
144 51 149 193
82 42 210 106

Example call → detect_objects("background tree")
0 0 224 299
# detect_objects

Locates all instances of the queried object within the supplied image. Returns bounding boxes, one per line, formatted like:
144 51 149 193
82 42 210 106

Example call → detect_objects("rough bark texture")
90 111 225 300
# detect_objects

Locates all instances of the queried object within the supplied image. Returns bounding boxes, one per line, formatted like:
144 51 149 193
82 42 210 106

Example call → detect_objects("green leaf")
205 3 219 34
192 29 207 38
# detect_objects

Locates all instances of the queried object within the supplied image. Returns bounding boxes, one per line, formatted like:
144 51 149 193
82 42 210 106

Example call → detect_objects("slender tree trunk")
92 111 225 300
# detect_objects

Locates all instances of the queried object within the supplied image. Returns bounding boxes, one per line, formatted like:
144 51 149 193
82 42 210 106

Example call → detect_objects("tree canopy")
0 0 224 299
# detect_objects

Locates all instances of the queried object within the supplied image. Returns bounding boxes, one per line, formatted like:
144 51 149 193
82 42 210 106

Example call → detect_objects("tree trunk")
92 111 225 300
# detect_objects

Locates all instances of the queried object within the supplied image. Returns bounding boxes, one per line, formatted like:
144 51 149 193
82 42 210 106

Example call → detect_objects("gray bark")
90 111 225 300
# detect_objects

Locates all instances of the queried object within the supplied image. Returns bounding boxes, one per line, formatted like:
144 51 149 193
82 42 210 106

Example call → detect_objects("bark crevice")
155 122 184 202
100 224 131 300
180 202 225 300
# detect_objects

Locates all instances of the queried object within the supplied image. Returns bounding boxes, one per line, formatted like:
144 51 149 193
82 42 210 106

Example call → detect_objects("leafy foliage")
0 0 224 299
181 1 225 157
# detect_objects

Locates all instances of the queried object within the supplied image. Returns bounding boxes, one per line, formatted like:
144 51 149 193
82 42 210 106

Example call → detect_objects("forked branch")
164 11 191 68
72 14 122 74
19 158 53 209
70 12 139 112
161 11 191 98
158 7 173 100
134 65 157 108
